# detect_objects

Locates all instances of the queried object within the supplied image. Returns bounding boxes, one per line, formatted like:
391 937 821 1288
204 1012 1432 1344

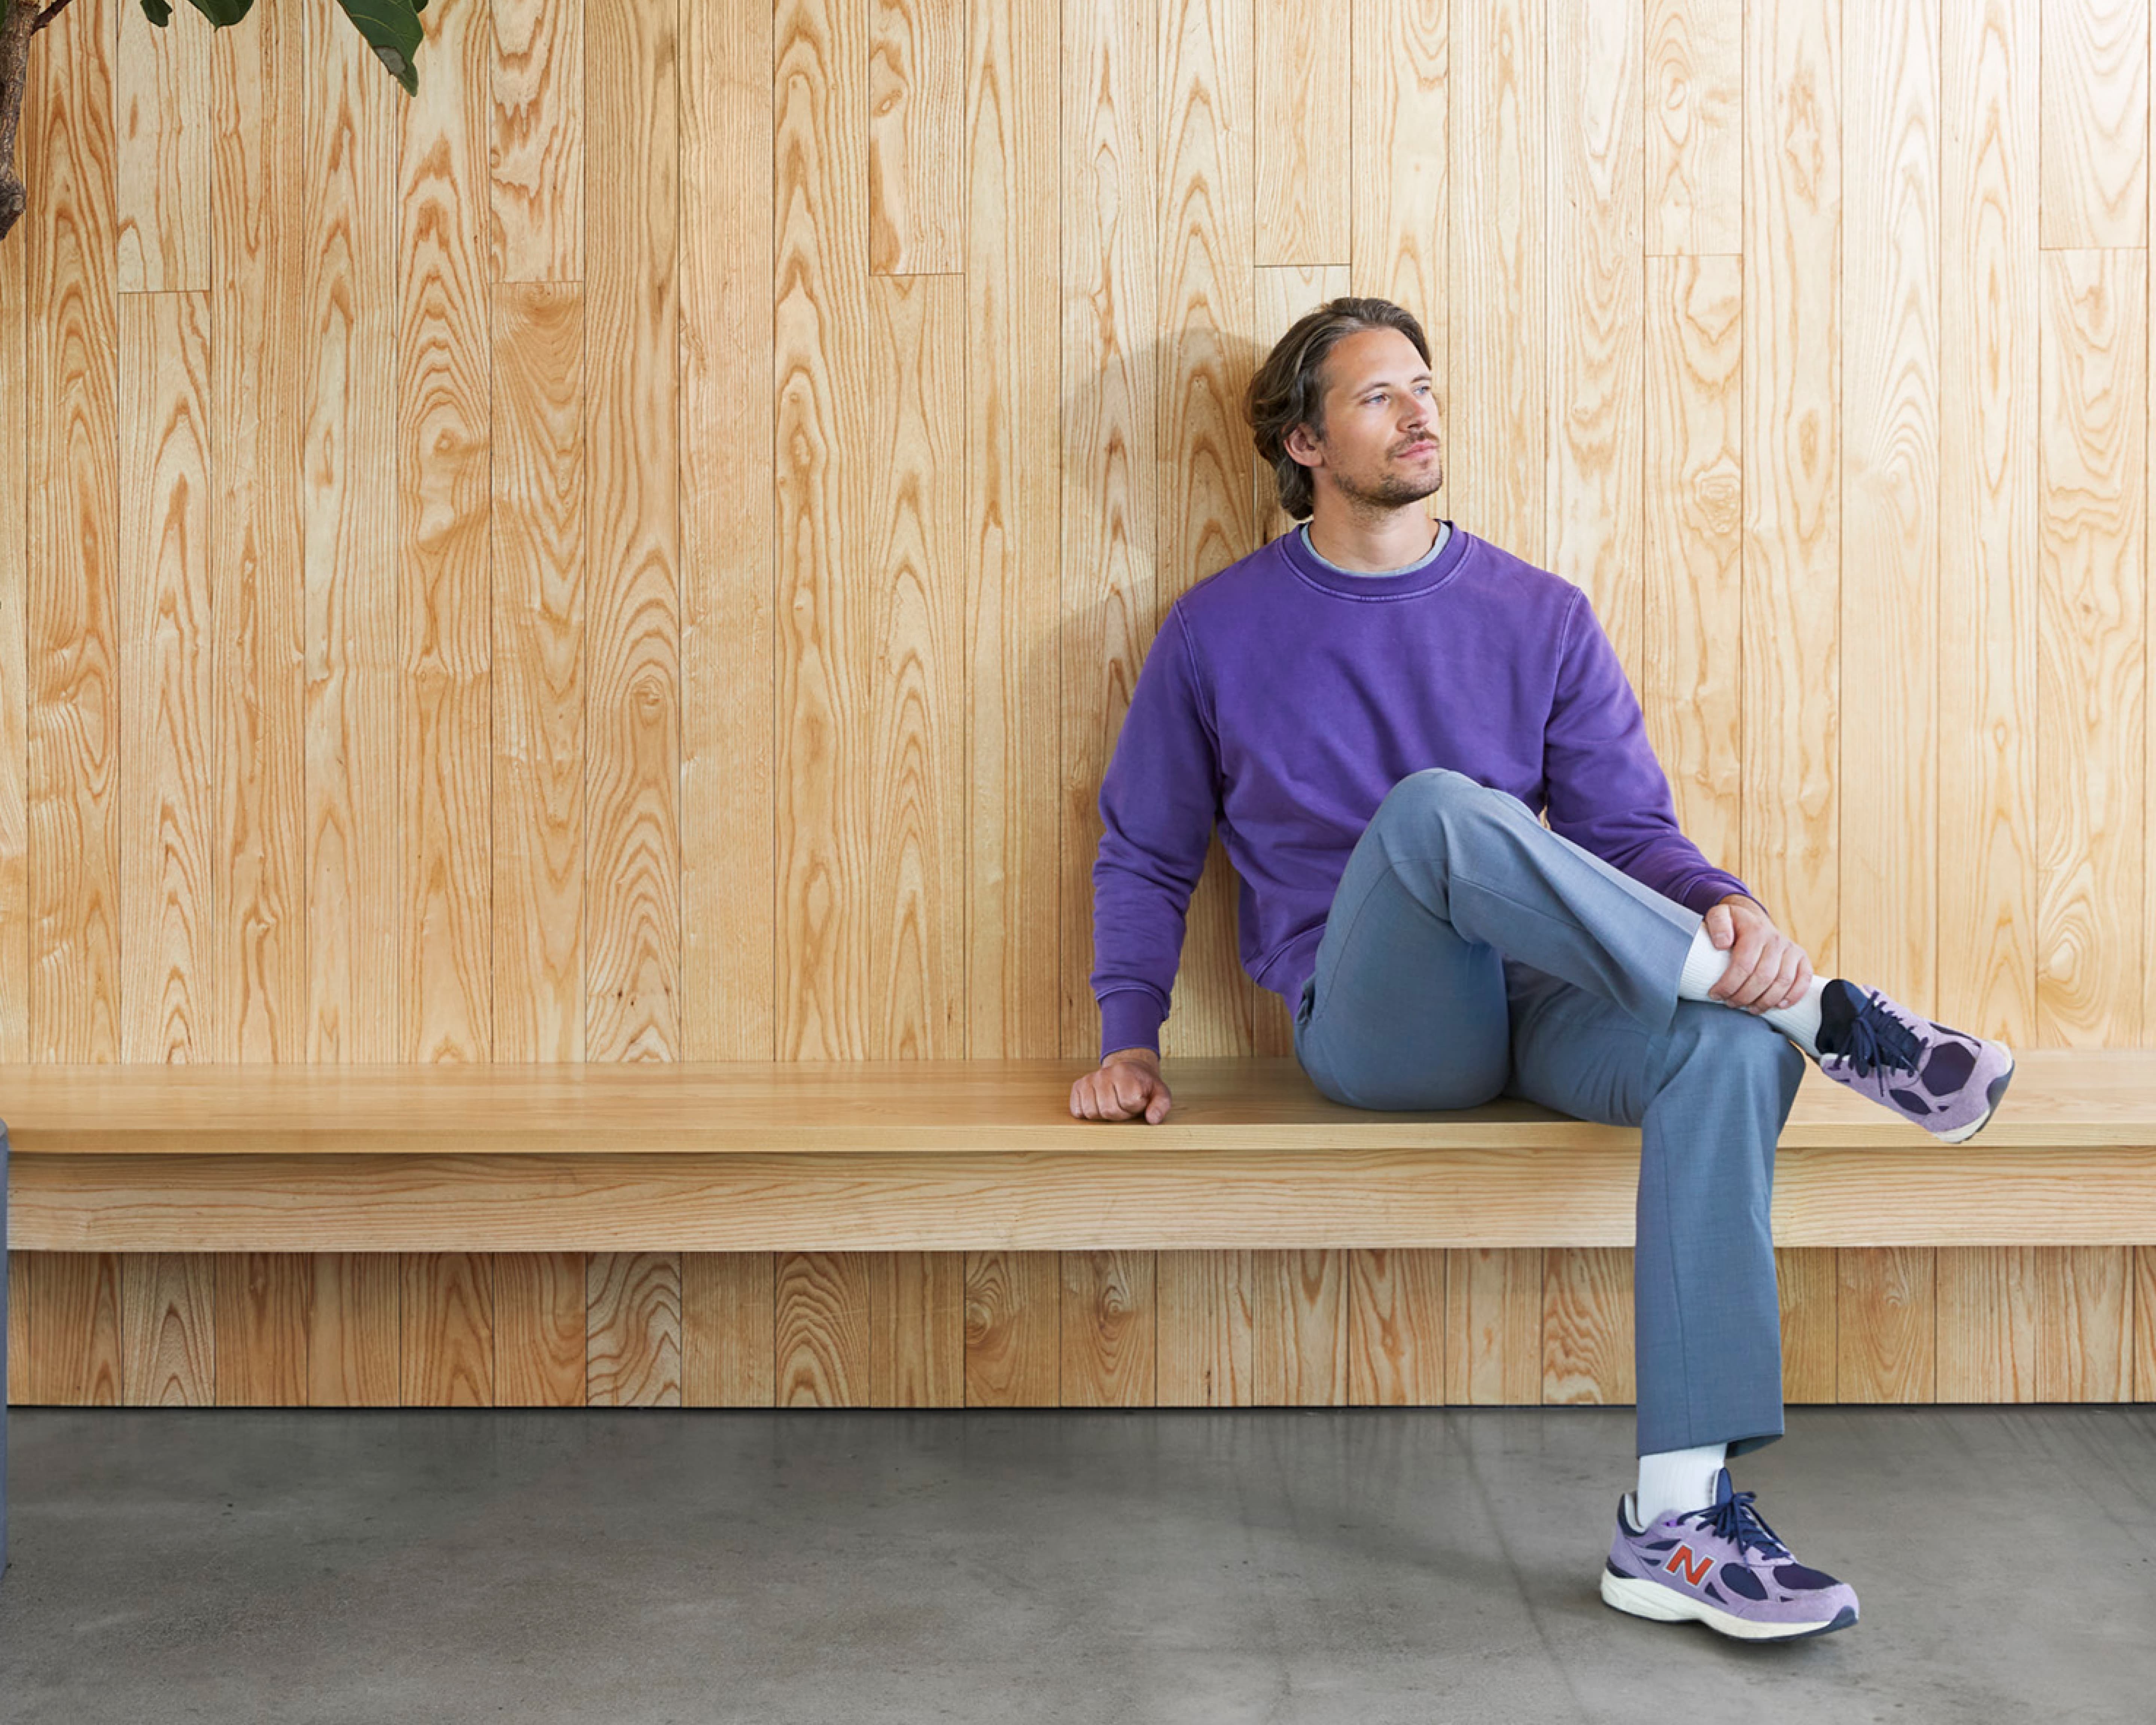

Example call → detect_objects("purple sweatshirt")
1090 524 1753 1060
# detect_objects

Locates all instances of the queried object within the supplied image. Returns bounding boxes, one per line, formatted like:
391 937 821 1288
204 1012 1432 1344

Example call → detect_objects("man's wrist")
1103 1046 1160 1067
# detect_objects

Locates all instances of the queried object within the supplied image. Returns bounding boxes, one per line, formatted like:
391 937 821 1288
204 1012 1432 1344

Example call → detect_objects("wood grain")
1741 0 1839 969
308 1251 399 1405
1251 1248 1348 1406
489 0 583 282
1346 1247 1444 1406
1642 253 1742 868
494 1250 586 1405
869 0 961 273
1256 0 1349 267
1645 0 1740 255
1839 0 1939 1006
871 1250 965 1406
777 1250 872 1405
682 0 777 1059
583 0 680 1063
1936 1245 2041 1401
120 1251 212 1405
1541 1245 1633 1405
1836 1245 1934 1403
0 52 26 1061
2036 1245 2133 1400
2134 1246 2156 1399
490 281 585 1061
1775 1245 1837 1402
1156 1247 1254 1405
1059 1249 1155 1406
683 1253 777 1407
215 1250 309 1405
400 1250 493 1405
210 6 307 1064
1445 1247 1542 1405
962 1248 1057 1405
1938 0 2040 1044
26 1251 123 1405
302 7 401 1062
6 1252 31 1403
2039 0 2148 248
2037 250 2146 1045
116 0 208 293
586 1250 681 1406
28 0 122 1062
961 0 1061 1058
119 290 215 1062
1548 0 1643 672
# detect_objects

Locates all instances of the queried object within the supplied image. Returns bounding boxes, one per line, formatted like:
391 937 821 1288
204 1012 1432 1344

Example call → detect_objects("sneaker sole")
1601 1570 1857 1642
1933 1053 2016 1146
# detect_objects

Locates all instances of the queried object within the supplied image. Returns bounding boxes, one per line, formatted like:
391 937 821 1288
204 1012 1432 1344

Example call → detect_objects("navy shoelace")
1690 1489 1791 1561
1841 997 1922 1080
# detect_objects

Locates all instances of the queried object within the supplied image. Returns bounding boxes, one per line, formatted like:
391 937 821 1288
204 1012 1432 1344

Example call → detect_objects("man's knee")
1375 767 1493 832
1663 1000 1806 1105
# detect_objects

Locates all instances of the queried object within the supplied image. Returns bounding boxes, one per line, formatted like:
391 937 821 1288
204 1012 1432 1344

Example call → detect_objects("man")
1068 297 2014 1643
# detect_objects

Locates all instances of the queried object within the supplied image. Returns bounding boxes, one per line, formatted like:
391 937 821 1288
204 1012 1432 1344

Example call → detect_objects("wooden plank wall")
12 1245 2156 1407
5 1 2156 1406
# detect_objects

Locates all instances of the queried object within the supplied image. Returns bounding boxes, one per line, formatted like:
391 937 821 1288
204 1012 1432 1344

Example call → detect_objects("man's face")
1286 328 1444 509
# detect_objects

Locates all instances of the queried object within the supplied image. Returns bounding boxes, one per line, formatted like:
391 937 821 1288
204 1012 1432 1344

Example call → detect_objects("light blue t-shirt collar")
1298 518 1452 577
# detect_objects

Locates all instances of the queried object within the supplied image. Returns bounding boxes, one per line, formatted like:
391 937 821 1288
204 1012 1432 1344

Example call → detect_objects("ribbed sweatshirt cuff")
1097 989 1166 1063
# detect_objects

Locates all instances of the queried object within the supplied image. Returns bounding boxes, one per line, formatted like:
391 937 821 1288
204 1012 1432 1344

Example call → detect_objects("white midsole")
1600 1569 1842 1641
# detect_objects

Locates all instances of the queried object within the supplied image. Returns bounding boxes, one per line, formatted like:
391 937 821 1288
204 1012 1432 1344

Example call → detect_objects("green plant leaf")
137 0 173 24
334 0 426 96
176 0 257 24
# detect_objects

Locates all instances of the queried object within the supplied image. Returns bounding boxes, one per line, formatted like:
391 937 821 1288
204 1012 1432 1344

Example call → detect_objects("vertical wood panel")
24 1251 122 1405
303 6 401 1061
2037 249 2146 1044
1059 0 1158 1059
494 1250 586 1406
1451 0 1545 559
1644 0 1739 255
211 6 306 1063
398 0 495 1063
119 290 215 1062
490 0 584 283
1936 1245 2040 1401
1642 253 1742 867
1059 1249 1156 1406
1251 1248 1348 1405
0 60 27 1062
583 0 680 1063
115 0 209 292
1775 1245 1837 1402
2037 1246 2133 1400
1938 0 2040 1043
2039 0 2148 248
867 275 968 1054
28 0 122 1062
120 1252 214 1406
6 1253 31 1404
776 1250 873 1405
1741 0 1839 970
1444 1247 1543 1405
2134 1246 2156 1399
490 282 586 1061
1347 1247 1445 1406
1255 0 1349 267
684 1252 777 1407
682 0 777 1059
1549 0 1642 671
1839 0 1937 1005
399 1250 493 1405
870 0 963 273
216 1250 310 1405
871 1250 966 1406
1156 1247 1254 1405
1836 1245 1935 1403
963 0 1062 1058
307 1251 399 1405
1541 1245 1633 1405
962 1248 1059 1404
587 1250 682 1406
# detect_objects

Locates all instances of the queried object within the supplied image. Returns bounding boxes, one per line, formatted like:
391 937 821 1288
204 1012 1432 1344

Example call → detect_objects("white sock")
1633 1442 1727 1528
1677 923 1827 1058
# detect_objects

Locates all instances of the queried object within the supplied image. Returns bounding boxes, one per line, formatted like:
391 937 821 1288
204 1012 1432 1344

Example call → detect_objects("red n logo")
1664 1545 1714 1587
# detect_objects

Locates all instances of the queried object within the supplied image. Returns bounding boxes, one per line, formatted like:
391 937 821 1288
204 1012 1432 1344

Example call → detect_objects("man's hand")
1071 1048 1174 1123
1700 894 1813 1013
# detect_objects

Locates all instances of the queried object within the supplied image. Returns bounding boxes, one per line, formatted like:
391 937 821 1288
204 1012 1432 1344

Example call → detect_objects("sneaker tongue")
1710 1466 1736 1507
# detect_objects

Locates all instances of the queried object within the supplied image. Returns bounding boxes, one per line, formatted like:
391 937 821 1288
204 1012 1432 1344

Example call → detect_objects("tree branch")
31 0 82 34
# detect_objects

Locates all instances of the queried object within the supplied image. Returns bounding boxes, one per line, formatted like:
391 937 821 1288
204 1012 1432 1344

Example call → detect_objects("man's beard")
1336 454 1445 511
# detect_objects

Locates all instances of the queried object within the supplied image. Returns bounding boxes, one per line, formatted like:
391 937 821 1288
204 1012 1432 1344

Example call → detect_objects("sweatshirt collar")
1278 517 1470 599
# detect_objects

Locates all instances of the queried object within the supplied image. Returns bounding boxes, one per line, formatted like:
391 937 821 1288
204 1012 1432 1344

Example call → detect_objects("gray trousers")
1291 769 1803 1457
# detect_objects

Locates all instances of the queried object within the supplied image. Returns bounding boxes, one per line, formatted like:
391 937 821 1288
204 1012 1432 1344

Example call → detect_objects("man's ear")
1282 422 1322 468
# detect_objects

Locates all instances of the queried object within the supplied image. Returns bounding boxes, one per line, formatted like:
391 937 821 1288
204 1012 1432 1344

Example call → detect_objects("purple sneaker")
1814 979 2015 1143
1602 1469 1859 1641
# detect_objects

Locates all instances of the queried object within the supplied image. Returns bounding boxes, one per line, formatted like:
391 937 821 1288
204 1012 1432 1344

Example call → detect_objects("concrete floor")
0 1405 2150 1724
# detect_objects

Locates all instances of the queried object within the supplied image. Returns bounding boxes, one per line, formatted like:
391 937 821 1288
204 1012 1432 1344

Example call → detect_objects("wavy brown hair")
1245 297 1432 521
